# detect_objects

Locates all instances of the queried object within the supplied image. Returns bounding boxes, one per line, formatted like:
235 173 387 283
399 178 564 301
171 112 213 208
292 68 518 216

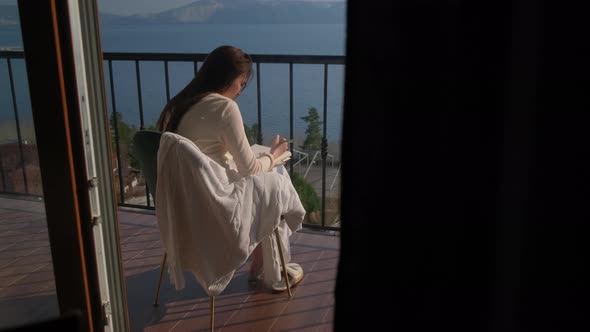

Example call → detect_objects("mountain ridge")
0 1 345 26
101 0 345 25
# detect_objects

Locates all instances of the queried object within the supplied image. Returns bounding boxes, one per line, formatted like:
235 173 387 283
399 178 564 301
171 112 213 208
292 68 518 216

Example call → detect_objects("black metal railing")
0 50 38 197
0 50 343 230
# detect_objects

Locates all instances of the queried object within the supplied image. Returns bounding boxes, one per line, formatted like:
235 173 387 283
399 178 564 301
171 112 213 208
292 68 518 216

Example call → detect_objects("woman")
156 45 302 291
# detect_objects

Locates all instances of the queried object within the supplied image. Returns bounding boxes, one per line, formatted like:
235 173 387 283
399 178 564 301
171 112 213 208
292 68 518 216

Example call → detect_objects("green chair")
131 130 167 306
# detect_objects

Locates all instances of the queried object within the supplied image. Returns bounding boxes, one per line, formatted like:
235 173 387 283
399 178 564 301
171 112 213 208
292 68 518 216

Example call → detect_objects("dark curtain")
336 1 589 331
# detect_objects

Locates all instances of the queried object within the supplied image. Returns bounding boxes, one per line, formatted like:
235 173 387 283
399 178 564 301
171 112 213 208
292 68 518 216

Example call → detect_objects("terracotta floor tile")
10 239 49 250
7 253 52 266
290 250 325 273
322 307 334 323
0 280 52 298
0 262 47 278
125 254 164 269
0 236 30 248
292 272 336 298
125 233 163 246
0 274 26 288
309 257 338 275
269 306 332 331
122 248 146 261
1 200 338 331
122 240 158 251
172 293 250 332
0 248 39 261
220 293 290 332
140 247 166 258
27 232 50 241
0 257 15 268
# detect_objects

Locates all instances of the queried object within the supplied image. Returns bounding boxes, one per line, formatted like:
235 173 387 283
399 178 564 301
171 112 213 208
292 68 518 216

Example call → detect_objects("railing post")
164 60 170 103
256 62 262 144
135 60 145 130
7 58 29 194
134 60 151 206
321 64 329 227
108 60 126 204
289 62 294 178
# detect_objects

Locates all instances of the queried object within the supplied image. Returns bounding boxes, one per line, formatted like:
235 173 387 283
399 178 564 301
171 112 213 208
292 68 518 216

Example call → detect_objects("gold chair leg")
210 296 215 332
153 251 167 306
274 228 292 297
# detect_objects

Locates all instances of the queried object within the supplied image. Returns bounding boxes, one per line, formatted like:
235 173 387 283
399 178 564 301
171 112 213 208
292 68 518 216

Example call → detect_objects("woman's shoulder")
205 93 240 118
203 93 238 108
191 93 239 117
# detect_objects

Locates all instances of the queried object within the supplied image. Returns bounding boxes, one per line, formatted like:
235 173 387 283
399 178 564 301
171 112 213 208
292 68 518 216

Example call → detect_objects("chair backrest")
132 130 162 200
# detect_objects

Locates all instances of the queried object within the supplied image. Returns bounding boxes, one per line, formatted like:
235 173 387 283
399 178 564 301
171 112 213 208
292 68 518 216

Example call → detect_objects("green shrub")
291 171 320 215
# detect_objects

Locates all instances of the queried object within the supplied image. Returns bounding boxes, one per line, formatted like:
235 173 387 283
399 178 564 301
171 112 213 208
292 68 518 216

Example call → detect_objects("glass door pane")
0 1 58 327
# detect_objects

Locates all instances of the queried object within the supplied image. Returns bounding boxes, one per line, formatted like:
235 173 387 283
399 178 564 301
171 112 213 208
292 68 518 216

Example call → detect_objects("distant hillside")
1 1 345 26
101 0 345 25
0 5 19 25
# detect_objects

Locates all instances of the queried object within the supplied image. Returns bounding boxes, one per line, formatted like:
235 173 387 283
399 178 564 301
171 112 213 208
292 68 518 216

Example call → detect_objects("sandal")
271 263 304 292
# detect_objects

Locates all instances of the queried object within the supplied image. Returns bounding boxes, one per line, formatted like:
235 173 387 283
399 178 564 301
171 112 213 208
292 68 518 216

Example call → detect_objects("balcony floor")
0 196 338 331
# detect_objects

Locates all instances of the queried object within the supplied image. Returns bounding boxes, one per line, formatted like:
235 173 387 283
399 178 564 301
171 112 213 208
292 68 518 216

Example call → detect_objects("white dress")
167 94 305 291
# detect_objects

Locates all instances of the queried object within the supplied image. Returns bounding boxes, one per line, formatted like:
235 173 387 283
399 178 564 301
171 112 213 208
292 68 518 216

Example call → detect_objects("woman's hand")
270 134 289 159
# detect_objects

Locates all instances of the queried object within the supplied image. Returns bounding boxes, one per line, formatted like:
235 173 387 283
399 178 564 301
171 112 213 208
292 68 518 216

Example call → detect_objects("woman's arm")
219 100 273 176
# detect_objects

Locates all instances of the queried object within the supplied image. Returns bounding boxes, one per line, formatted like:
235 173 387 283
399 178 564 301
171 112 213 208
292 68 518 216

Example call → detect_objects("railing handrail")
103 52 345 64
1 50 344 64
0 50 25 58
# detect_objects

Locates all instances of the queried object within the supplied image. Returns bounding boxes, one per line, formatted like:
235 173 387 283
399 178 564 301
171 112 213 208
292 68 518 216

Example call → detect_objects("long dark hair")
156 45 253 132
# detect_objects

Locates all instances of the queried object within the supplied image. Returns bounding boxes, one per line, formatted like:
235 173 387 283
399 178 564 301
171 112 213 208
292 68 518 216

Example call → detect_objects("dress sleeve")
219 100 273 176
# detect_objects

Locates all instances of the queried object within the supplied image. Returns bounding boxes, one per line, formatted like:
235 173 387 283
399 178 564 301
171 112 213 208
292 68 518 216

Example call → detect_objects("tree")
110 111 139 168
244 122 262 145
300 107 323 151
110 112 136 144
